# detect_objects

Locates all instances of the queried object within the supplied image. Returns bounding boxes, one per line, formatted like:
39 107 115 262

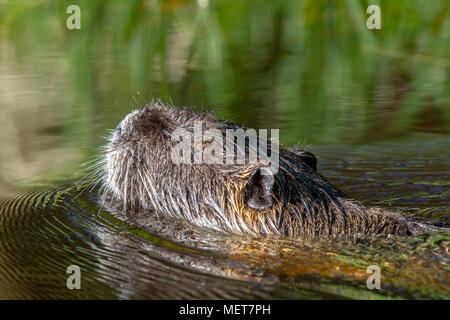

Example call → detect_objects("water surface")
0 140 448 299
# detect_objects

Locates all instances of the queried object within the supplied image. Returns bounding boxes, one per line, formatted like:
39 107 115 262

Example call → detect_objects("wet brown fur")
102 103 432 238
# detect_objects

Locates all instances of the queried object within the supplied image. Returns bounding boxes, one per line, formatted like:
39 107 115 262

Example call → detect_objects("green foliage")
0 0 449 146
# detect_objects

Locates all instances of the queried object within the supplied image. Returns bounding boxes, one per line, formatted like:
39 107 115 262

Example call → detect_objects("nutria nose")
112 121 123 141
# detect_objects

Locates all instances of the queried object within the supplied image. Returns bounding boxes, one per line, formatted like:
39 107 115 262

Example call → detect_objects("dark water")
0 139 448 299
0 0 449 299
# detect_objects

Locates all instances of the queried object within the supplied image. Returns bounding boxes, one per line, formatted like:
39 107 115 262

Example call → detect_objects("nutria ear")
295 150 317 171
244 167 274 210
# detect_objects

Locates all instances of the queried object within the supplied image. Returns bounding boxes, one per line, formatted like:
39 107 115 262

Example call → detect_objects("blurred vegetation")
0 0 449 149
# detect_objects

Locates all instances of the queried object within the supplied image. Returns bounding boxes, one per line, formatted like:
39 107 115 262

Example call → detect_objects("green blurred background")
0 0 449 183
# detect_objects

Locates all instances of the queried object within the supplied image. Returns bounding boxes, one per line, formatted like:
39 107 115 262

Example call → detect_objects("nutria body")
101 103 431 238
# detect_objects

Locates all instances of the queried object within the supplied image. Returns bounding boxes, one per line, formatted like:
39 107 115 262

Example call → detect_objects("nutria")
99 102 434 238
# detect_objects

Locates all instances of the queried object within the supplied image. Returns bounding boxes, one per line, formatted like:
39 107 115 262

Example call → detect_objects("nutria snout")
101 103 433 238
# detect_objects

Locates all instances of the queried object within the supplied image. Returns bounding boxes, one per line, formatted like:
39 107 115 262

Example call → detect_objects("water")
0 0 449 299
0 140 448 299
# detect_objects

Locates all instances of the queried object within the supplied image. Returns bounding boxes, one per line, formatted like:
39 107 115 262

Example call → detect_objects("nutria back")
100 103 436 238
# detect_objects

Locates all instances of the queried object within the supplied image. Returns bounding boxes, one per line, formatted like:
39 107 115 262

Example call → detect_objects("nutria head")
101 103 425 238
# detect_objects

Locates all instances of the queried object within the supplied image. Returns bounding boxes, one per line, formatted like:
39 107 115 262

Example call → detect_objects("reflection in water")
0 141 448 299
1 1 449 184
